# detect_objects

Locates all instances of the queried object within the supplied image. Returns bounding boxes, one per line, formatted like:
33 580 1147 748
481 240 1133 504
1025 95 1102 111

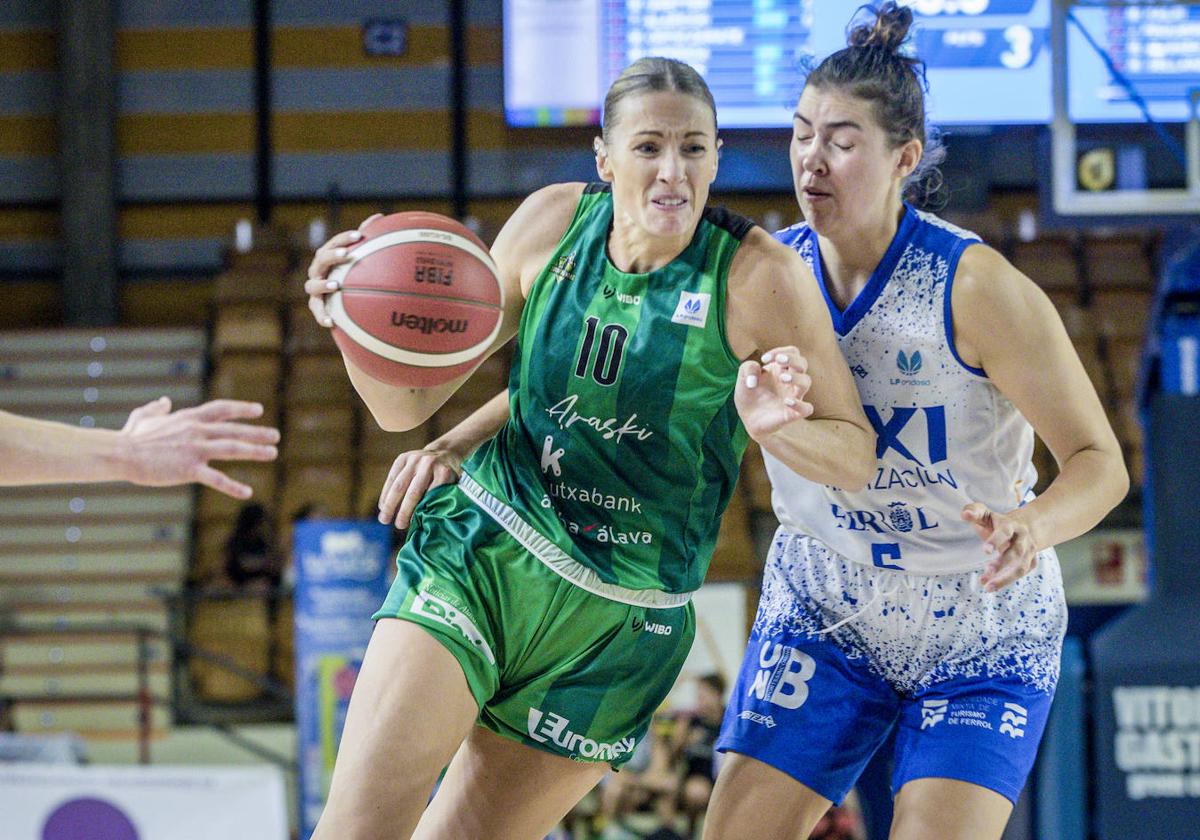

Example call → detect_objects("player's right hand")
304 213 383 328
377 445 464 530
120 397 279 498
735 346 814 441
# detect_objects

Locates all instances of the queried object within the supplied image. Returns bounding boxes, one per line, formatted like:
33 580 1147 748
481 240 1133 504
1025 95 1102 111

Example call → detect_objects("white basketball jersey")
768 206 1038 574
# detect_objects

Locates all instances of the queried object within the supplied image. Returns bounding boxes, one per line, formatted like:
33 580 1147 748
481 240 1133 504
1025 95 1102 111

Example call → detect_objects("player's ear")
594 137 613 182
896 138 922 180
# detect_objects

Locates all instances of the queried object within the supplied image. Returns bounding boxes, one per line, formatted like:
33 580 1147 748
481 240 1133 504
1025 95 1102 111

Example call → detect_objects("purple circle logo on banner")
43 798 139 840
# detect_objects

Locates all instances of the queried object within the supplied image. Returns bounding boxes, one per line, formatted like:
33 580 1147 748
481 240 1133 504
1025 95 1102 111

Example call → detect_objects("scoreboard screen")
503 0 1054 127
1068 4 1200 123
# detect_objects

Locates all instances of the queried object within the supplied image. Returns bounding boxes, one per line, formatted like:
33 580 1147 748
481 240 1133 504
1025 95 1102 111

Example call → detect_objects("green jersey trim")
459 473 694 608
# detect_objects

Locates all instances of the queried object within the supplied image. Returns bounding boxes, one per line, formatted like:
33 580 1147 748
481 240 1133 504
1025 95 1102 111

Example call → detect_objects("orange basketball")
326 212 504 387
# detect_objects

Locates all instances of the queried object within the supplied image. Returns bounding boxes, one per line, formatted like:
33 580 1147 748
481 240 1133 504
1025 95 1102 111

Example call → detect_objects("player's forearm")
0 411 132 486
343 355 465 432
1010 445 1129 551
429 390 511 462
757 416 875 491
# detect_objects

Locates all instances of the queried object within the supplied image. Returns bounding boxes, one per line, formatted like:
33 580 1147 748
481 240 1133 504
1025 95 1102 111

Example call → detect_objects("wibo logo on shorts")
413 590 495 664
527 708 636 761
631 615 672 636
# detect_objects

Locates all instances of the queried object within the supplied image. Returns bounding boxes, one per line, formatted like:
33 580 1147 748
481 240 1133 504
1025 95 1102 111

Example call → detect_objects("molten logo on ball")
327 211 503 387
391 312 470 335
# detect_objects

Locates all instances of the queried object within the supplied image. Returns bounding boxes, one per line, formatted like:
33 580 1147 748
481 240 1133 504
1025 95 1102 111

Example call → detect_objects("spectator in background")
224 502 283 594
597 713 683 840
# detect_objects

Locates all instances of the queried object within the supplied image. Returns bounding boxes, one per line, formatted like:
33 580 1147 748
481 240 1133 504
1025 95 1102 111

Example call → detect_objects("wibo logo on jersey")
671 291 710 328
602 284 642 306
891 349 931 386
748 640 816 710
527 708 636 761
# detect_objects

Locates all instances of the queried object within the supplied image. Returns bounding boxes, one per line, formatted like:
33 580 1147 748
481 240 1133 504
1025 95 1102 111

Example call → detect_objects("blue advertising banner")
293 521 392 840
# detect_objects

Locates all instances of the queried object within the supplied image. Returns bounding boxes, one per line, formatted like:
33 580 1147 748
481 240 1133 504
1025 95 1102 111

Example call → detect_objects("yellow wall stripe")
0 115 55 155
118 204 255 238
0 207 58 239
114 111 516 154
117 29 252 71
114 201 458 241
114 25 499 72
0 30 55 72
274 24 501 67
118 113 253 154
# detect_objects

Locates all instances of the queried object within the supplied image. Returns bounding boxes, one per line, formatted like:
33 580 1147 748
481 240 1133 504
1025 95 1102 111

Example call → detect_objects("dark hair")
805 2 945 204
698 672 727 696
601 57 718 144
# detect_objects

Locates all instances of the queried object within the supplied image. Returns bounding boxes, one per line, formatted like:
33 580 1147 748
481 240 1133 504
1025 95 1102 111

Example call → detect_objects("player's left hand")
735 347 814 440
377 445 463 531
962 502 1036 592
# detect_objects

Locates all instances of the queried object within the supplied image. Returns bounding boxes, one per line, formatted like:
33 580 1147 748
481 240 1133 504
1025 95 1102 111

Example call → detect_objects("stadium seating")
0 327 206 740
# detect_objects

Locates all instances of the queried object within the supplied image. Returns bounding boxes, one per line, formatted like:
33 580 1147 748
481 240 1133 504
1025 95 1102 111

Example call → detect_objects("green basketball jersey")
459 183 753 605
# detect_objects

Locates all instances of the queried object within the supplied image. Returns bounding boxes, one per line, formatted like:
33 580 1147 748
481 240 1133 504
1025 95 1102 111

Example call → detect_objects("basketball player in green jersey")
303 58 874 840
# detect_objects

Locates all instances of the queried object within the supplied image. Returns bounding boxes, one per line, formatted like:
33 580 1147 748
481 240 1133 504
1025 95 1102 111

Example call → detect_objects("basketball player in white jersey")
705 4 1128 840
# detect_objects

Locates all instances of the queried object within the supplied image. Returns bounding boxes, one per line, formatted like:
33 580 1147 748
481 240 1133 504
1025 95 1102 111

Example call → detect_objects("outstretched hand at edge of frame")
119 397 280 498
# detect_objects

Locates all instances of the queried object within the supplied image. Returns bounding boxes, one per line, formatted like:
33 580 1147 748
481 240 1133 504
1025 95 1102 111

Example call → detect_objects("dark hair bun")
848 2 914 53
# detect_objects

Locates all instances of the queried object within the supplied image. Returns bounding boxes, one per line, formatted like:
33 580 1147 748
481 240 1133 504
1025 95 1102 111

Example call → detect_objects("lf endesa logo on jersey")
890 349 931 386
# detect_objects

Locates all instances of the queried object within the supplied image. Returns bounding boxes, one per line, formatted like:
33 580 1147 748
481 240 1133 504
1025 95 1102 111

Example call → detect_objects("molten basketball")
326 212 504 387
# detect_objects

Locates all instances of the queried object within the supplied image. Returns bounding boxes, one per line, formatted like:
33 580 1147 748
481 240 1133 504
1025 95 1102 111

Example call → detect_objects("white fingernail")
746 375 758 388
324 317 333 327
761 353 773 364
781 373 793 383
785 398 796 407
325 280 338 290
350 231 363 240
335 247 347 258
778 355 789 365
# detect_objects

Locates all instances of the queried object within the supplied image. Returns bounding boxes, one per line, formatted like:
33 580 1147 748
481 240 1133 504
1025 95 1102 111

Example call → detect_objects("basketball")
326 211 504 387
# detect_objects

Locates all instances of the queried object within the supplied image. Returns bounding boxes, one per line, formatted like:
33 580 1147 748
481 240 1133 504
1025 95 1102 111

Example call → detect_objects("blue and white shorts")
716 528 1067 805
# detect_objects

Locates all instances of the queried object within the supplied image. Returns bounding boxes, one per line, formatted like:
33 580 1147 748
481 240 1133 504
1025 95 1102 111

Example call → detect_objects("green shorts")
373 483 695 767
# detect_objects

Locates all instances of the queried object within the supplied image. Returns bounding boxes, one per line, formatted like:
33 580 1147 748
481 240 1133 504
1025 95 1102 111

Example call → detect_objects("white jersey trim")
458 472 694 609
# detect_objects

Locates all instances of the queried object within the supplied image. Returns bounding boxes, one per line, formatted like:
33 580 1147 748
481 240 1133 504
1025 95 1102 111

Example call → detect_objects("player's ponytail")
805 2 945 206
